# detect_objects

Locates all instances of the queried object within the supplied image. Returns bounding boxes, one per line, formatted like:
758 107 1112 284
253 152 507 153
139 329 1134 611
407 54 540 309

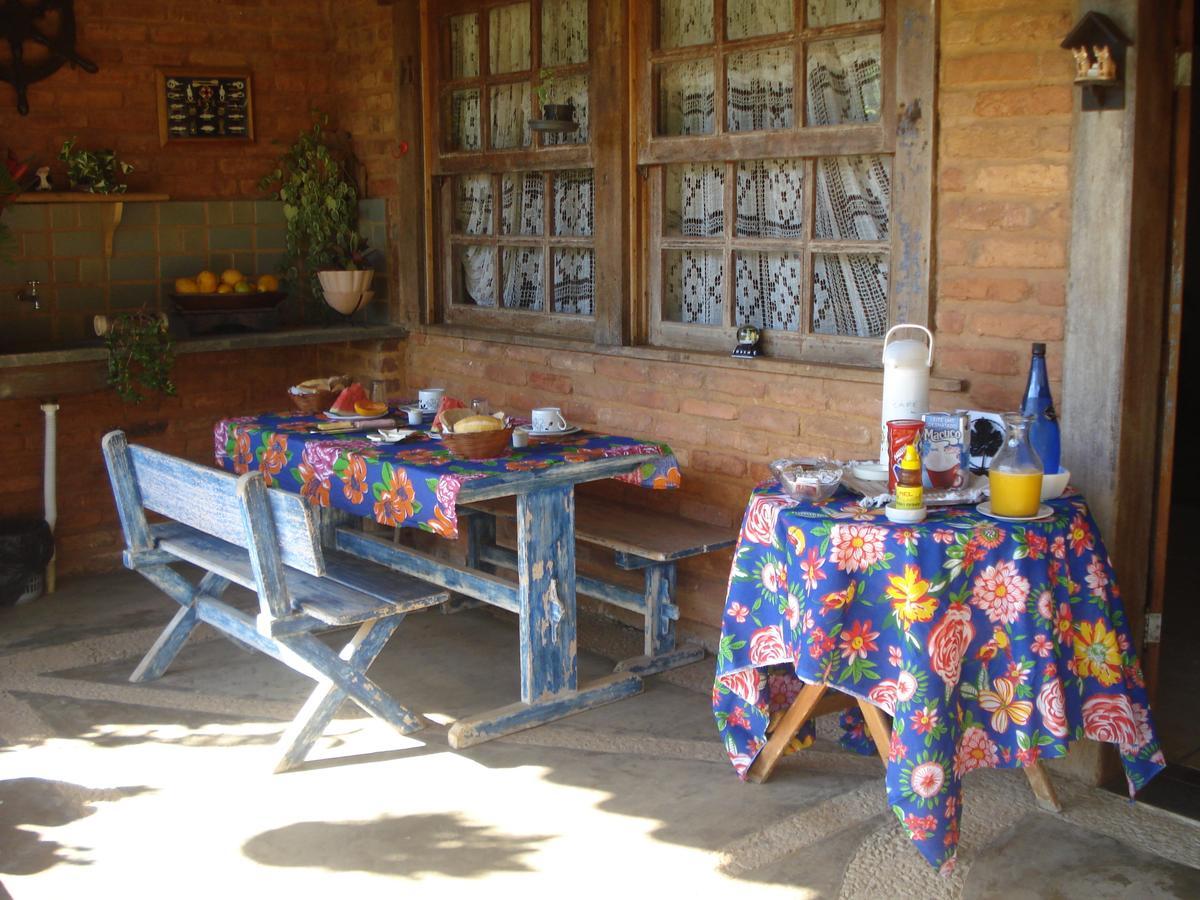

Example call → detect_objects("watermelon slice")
330 383 367 413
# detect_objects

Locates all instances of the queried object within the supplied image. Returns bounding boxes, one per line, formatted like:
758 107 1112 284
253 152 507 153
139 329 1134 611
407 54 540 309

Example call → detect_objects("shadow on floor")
242 812 551 878
0 779 153 877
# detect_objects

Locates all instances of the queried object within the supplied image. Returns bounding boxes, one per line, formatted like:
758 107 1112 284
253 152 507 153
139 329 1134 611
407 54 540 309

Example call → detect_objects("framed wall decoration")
156 68 254 145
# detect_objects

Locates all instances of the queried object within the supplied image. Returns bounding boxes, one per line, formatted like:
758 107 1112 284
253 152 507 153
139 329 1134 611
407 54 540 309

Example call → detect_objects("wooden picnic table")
214 412 682 747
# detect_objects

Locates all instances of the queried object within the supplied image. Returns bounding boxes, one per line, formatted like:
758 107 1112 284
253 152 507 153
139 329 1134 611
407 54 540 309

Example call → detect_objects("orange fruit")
257 274 279 292
174 277 199 294
220 268 244 286
354 401 388 417
217 284 234 294
196 270 218 293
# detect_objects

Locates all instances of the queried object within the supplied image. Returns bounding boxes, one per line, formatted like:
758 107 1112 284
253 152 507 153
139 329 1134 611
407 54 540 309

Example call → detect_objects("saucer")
976 501 1054 522
323 408 391 421
519 424 582 438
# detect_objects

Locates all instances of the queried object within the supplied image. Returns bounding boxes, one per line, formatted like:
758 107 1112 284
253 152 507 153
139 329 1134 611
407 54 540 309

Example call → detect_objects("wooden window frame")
421 0 629 344
634 0 934 367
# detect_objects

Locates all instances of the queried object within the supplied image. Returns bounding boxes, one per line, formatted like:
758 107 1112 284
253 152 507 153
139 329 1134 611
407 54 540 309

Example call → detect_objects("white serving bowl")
1040 468 1070 500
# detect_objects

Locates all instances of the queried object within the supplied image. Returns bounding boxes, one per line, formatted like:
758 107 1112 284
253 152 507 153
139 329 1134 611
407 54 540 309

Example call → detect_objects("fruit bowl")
170 291 287 312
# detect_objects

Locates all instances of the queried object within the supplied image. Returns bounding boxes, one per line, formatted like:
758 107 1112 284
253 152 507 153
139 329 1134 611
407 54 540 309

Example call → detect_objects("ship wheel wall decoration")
1 0 98 115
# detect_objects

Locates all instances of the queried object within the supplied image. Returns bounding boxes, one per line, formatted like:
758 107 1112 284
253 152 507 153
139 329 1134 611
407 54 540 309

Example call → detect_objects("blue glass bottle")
1020 342 1061 475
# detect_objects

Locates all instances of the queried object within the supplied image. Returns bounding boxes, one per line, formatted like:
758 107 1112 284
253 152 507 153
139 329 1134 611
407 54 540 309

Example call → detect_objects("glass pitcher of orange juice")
988 413 1043 517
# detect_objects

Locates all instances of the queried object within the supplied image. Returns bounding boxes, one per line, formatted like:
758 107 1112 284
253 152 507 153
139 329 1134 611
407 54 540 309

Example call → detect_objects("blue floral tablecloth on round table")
214 412 680 539
713 485 1165 873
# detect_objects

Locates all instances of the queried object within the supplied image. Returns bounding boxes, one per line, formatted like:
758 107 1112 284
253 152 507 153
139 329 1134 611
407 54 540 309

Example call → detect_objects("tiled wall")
1 197 390 348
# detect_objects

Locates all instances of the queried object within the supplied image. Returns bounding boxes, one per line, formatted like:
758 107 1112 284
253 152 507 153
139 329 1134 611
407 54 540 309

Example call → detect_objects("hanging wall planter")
529 69 578 134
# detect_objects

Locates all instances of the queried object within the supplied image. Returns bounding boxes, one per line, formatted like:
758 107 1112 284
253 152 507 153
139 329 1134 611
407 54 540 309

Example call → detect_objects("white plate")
518 424 582 438
975 501 1054 522
323 408 391 421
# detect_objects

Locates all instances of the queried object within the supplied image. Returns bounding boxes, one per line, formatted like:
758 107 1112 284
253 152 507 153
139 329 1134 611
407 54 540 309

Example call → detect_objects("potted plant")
259 112 364 319
96 312 176 404
316 229 381 316
58 138 133 194
535 69 575 123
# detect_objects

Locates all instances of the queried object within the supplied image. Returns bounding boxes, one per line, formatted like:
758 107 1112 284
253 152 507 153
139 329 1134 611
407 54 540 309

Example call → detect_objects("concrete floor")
2 571 1199 899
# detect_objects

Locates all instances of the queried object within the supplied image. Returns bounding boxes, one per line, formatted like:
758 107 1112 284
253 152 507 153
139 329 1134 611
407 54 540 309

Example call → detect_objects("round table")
713 485 1165 873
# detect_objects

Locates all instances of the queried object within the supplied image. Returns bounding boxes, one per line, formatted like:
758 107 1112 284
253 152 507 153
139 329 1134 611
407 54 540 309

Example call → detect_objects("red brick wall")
0 0 336 199
0 340 398 575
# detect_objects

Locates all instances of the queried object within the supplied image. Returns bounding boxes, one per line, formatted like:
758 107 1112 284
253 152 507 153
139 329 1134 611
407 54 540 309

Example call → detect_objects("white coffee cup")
418 388 445 412
531 407 567 432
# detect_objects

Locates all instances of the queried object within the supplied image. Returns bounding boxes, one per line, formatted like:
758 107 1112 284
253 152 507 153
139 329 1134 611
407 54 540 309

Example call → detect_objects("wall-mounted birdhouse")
1061 12 1131 111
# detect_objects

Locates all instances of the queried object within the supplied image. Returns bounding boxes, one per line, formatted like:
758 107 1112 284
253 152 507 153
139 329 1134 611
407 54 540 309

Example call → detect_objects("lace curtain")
453 2 593 316
665 0 890 338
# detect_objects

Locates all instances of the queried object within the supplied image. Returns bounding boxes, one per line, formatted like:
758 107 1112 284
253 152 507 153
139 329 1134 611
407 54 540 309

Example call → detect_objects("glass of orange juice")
988 413 1043 518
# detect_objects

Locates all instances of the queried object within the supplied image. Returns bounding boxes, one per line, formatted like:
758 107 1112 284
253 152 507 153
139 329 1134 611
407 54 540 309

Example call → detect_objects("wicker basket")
290 389 337 415
441 427 513 460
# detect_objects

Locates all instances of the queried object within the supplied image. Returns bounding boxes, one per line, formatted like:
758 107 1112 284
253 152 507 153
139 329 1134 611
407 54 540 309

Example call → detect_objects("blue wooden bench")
462 497 735 675
101 430 448 772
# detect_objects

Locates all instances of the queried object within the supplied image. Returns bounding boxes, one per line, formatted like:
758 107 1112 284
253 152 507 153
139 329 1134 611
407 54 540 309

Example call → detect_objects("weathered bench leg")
614 563 705 676
273 616 405 773
130 569 230 682
447 485 641 748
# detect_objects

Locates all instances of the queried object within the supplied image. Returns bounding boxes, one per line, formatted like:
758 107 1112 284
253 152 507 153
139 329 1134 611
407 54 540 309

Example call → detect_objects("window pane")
727 0 793 40
502 172 544 235
812 252 888 337
457 245 496 306
664 249 723 325
491 82 532 149
735 159 804 237
448 14 480 79
727 47 794 132
735 251 803 331
807 0 882 28
502 246 544 310
449 90 481 151
666 163 724 237
659 0 714 48
542 0 588 66
454 175 493 235
815 155 890 240
657 59 716 136
554 170 593 237
489 3 531 74
554 249 595 315
806 35 882 125
541 73 589 146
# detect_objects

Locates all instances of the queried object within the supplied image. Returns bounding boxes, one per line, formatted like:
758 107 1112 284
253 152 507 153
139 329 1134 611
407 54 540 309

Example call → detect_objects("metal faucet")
15 280 40 310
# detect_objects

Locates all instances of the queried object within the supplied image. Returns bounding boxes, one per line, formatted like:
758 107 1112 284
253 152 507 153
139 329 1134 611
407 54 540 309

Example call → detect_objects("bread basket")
290 388 337 415
441 427 513 460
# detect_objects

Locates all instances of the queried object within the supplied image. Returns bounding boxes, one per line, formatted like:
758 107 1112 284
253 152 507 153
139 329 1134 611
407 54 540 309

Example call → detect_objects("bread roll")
454 415 504 434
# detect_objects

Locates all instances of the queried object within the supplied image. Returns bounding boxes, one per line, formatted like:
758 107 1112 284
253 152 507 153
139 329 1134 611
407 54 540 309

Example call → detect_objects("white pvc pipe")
41 402 58 594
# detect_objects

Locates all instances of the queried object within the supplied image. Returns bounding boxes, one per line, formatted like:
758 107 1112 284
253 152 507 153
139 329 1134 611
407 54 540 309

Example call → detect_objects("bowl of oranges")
170 269 285 312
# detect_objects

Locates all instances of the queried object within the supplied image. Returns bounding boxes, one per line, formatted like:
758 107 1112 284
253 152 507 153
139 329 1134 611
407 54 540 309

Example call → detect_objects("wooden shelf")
13 192 169 203
13 193 170 257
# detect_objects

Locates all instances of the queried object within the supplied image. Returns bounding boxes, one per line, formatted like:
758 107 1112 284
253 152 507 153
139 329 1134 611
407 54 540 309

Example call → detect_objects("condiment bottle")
894 444 924 510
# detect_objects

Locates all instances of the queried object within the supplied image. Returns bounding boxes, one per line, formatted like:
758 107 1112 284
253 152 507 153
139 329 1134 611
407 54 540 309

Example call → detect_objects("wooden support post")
856 699 893 766
1023 761 1063 813
516 484 577 701
747 682 828 784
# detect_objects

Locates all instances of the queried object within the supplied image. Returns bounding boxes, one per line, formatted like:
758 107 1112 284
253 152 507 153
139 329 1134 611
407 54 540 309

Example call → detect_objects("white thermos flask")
880 324 934 464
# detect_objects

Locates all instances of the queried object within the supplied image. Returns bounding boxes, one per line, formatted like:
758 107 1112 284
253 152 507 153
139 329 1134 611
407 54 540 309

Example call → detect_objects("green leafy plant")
104 312 176 404
333 229 381 271
58 138 133 194
258 112 363 314
535 68 556 106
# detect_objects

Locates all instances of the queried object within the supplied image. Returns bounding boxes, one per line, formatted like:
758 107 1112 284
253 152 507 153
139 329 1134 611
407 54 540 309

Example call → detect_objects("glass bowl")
770 457 844 502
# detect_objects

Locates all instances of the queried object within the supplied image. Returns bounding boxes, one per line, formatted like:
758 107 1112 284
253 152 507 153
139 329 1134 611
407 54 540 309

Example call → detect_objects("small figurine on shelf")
35 166 51 191
1072 47 1091 79
731 324 762 359
1094 45 1117 81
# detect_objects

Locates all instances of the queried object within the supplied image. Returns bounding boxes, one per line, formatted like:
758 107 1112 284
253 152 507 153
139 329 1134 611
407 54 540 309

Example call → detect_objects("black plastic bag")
0 518 54 606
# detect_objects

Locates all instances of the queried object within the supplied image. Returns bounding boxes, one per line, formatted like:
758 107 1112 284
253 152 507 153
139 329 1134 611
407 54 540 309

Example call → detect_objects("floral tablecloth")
214 412 680 539
713 485 1164 873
